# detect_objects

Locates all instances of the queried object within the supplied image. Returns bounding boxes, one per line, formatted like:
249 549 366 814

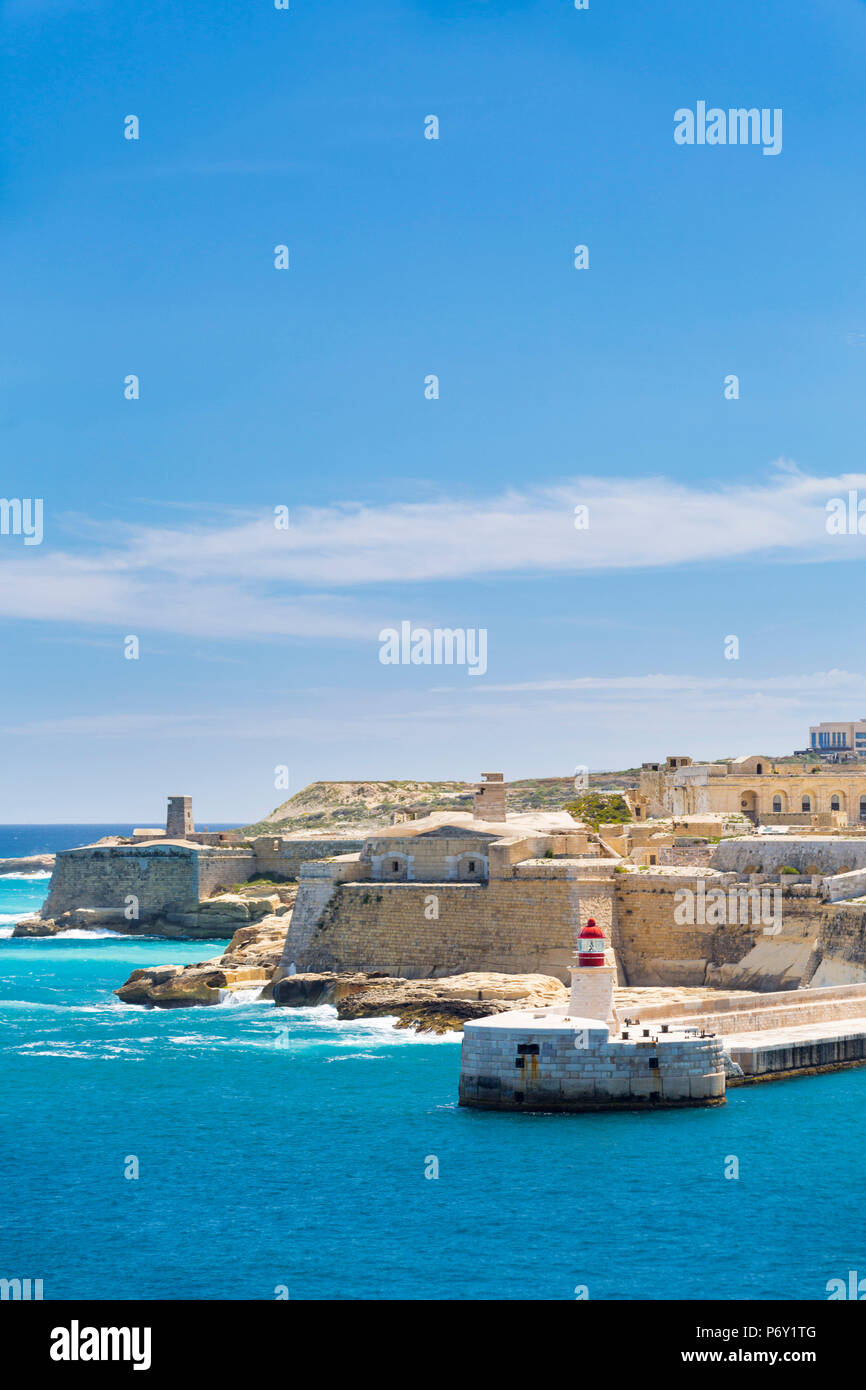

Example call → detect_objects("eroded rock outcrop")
114 911 293 1007
15 909 120 937
159 891 286 934
115 961 271 1007
275 970 569 1032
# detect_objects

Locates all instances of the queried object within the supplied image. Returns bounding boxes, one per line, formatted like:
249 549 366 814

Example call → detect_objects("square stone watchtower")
166 796 194 840
473 772 506 822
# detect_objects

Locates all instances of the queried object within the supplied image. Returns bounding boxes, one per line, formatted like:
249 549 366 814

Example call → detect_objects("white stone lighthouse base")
568 963 617 1029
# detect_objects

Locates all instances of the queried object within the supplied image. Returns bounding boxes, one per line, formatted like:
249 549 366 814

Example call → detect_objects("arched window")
831 795 841 811
756 763 763 774
802 795 811 812
382 855 409 879
773 796 782 813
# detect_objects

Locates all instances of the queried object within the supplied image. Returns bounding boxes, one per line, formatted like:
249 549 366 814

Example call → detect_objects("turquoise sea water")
2 870 866 1300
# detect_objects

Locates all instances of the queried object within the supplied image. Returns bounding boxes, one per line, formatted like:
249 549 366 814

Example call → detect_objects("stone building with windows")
360 808 581 884
638 754 866 827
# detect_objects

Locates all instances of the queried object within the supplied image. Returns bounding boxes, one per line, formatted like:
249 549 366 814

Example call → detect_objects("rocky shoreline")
276 970 569 1031
0 853 55 876
116 945 570 1025
115 915 290 1007
14 886 295 939
113 901 742 1032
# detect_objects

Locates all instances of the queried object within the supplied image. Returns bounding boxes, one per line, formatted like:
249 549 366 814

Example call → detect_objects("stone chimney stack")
473 772 506 822
166 796 194 840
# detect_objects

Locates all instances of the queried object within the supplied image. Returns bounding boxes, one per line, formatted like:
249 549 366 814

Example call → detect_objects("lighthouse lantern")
577 917 605 967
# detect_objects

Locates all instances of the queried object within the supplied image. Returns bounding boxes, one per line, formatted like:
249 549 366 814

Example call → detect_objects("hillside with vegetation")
564 791 633 831
243 771 640 837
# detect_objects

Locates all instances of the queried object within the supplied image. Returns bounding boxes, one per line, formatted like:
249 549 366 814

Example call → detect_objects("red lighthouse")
577 917 605 967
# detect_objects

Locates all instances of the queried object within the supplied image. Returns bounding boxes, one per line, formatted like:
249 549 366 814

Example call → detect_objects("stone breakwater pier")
459 1011 727 1110
459 919 866 1112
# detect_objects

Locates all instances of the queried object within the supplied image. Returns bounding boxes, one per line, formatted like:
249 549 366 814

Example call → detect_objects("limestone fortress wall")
711 836 866 876
281 872 616 981
612 871 826 990
247 836 365 878
43 844 212 919
279 853 866 995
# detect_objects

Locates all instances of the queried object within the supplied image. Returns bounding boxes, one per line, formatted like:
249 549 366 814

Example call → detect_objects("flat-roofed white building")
809 720 866 755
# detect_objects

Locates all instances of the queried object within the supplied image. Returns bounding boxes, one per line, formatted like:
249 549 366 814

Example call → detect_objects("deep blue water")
2 844 866 1300
0 824 236 858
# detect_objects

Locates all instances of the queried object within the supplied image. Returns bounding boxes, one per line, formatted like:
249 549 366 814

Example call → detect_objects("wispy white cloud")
6 670 863 743
1 465 863 638
109 463 866 586
469 669 866 696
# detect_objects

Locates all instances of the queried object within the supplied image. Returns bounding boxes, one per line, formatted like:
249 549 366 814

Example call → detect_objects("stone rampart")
658 843 714 868
825 868 866 901
281 868 616 981
613 870 747 987
711 837 866 876
43 845 202 919
195 849 257 897
276 851 866 994
249 836 364 879
807 902 866 986
42 844 257 920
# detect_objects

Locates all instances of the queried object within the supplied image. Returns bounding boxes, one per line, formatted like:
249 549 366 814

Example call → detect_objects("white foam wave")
268 1006 462 1046
0 998 134 1014
268 1004 460 1041
216 986 266 1007
325 1052 386 1062
344 1014 463 1044
13 1041 91 1057
0 870 51 880
53 928 127 939
0 922 128 939
15 1049 90 1059
274 1004 338 1023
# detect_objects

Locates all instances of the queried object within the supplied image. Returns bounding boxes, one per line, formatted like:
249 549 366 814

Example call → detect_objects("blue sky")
3 0 866 821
